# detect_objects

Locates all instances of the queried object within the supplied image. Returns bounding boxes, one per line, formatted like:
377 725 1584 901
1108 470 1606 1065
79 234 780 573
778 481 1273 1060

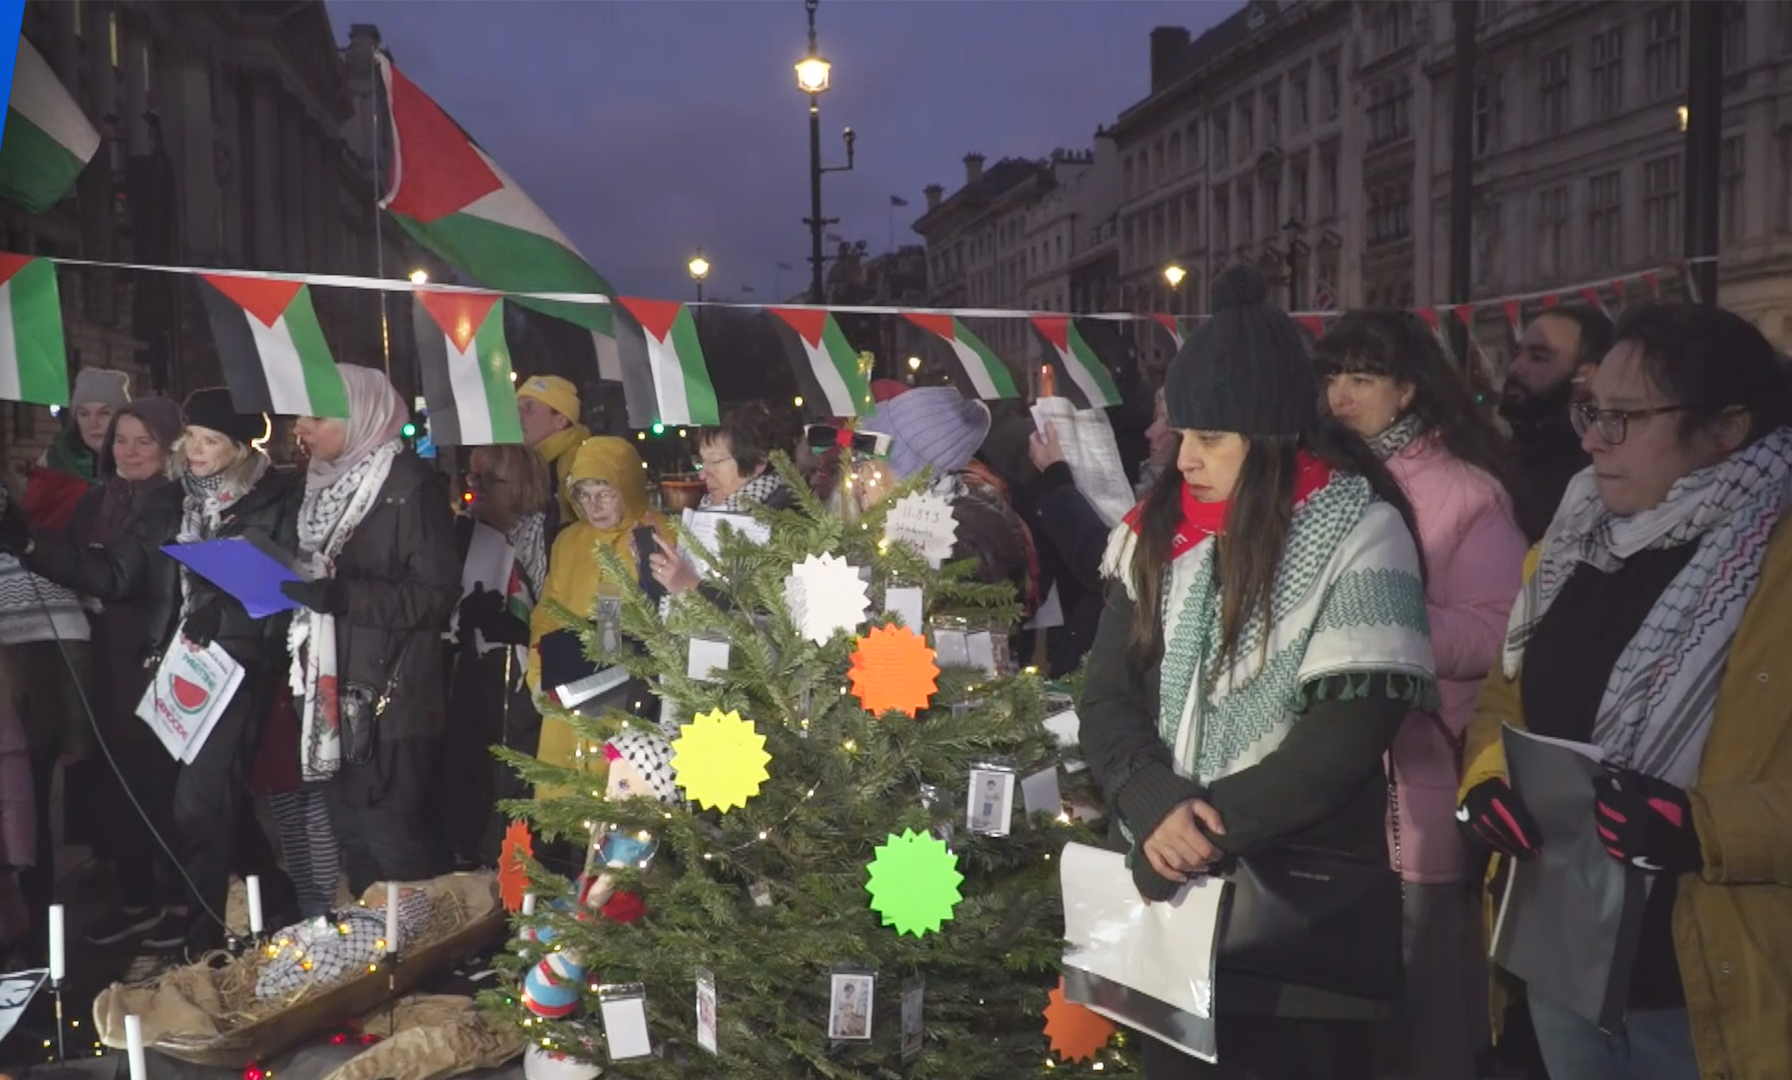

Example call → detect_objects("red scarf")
1124 451 1334 561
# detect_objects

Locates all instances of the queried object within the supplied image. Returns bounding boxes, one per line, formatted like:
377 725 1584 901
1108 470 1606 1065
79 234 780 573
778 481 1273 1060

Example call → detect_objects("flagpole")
370 45 392 380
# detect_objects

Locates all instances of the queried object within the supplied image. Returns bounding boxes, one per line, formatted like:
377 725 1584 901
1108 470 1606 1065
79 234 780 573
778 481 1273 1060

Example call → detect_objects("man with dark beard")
1499 308 1614 541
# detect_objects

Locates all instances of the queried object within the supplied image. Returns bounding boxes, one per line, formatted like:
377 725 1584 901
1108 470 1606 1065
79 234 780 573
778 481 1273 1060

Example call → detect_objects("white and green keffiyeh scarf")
1101 466 1436 783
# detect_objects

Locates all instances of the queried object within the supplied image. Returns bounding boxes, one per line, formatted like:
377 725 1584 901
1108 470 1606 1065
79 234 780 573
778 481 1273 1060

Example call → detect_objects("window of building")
1239 184 1255 243
1538 185 1570 278
1139 145 1151 189
1292 162 1309 224
1262 174 1281 229
1239 98 1255 155
1185 187 1202 245
1644 4 1682 100
1152 205 1166 259
1779 129 1792 231
1187 119 1203 166
1320 150 1339 218
1779 3 1792 56
1292 70 1310 130
1154 138 1167 184
1264 85 1280 146
1168 201 1182 253
1367 3 1413 61
1123 156 1135 199
1642 154 1680 257
1588 171 1622 266
1473 73 1505 156
1169 130 1183 174
1539 47 1570 137
1214 191 1230 250
1591 26 1623 118
1213 114 1229 169
1723 1 1748 73
1721 135 1746 242
1473 202 1504 287
1368 182 1413 247
1322 60 1340 119
1368 77 1411 147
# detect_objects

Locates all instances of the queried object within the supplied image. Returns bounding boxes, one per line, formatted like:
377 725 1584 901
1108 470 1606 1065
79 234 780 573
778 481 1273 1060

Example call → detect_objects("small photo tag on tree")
1043 708 1080 748
1021 765 1063 818
597 983 652 1060
828 969 876 1042
901 976 925 1061
596 599 623 655
932 628 972 669
966 763 1017 838
695 968 718 1055
687 635 730 682
919 783 954 846
749 880 773 908
884 586 924 630
883 491 957 567
965 631 999 677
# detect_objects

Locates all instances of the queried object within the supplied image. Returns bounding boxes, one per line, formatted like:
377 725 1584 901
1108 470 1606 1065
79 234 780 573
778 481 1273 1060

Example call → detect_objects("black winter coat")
27 466 300 676
320 451 459 742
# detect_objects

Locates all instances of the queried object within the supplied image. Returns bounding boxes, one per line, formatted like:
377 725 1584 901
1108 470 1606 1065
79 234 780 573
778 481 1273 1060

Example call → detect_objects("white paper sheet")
1031 397 1138 528
1060 843 1224 1062
884 586 925 630
135 642 246 763
681 508 773 576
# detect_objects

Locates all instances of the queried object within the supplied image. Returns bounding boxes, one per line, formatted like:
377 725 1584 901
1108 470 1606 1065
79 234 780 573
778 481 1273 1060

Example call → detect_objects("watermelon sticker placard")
135 642 246 764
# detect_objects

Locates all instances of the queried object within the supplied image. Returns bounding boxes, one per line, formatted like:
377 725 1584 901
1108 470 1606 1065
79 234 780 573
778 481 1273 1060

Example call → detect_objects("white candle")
47 904 64 983
124 1014 146 1080
385 883 399 955
521 893 536 916
245 875 264 935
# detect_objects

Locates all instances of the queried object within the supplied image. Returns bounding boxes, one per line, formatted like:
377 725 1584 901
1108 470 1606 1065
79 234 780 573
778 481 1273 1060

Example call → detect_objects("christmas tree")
488 456 1137 1078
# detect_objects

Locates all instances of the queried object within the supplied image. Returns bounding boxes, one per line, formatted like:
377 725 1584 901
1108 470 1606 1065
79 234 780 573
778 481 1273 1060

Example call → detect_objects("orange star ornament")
847 624 939 718
1043 977 1117 1064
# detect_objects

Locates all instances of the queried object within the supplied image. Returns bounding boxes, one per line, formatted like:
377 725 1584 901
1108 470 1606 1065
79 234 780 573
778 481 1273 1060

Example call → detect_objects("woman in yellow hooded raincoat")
528 436 665 792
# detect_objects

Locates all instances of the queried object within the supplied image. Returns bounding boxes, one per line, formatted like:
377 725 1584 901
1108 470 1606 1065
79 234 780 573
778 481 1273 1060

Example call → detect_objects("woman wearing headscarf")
285 365 459 896
1316 312 1527 1080
529 436 664 794
1079 268 1435 1078
1457 304 1792 1080
61 396 191 949
0 387 298 957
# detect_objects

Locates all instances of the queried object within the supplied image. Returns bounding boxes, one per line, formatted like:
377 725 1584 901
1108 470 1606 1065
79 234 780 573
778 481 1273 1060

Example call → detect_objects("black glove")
181 600 224 649
1456 778 1543 860
280 577 345 616
537 629 595 692
459 584 529 645
0 494 31 557
1593 767 1702 874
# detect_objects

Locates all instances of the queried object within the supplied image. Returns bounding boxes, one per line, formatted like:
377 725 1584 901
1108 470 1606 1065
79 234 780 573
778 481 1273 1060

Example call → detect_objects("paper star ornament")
865 829 963 937
784 552 870 645
882 491 958 567
670 709 771 812
848 624 939 718
1043 977 1116 1063
498 820 534 912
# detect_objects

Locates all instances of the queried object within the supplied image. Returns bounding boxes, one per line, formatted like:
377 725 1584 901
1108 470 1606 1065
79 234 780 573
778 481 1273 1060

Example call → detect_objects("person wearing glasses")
647 402 793 598
1458 303 1792 1080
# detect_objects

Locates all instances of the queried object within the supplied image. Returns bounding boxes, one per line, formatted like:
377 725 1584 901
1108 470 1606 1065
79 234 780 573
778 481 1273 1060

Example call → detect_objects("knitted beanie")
1164 265 1317 436
858 386 992 480
70 368 131 410
517 375 581 423
181 386 269 446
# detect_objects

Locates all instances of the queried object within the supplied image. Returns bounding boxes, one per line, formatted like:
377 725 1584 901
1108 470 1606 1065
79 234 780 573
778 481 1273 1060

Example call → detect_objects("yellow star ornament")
670 709 771 813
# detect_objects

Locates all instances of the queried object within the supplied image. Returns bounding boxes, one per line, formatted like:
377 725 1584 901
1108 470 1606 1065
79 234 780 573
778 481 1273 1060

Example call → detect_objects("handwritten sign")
882 492 958 568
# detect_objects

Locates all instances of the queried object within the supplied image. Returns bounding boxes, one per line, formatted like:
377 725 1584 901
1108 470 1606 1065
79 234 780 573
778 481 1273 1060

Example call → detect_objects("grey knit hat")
858 386 992 480
70 367 130 410
1164 265 1317 436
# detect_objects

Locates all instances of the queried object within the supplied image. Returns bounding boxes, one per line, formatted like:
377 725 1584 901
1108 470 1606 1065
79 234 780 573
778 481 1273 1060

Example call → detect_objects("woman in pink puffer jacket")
1317 312 1529 1080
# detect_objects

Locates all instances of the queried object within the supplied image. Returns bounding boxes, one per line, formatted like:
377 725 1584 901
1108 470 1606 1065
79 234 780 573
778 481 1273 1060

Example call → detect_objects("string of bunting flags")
0 252 1715 434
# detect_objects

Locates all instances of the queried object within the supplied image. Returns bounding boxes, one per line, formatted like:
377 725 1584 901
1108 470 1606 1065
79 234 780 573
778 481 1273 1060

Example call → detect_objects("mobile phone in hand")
635 525 666 602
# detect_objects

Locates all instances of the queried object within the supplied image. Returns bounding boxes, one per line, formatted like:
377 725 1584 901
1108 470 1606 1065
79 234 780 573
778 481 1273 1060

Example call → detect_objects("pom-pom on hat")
604 729 683 806
1163 265 1318 437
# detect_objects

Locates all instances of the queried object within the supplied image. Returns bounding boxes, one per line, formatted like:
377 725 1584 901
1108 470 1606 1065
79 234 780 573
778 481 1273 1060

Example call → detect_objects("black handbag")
1216 845 1404 1002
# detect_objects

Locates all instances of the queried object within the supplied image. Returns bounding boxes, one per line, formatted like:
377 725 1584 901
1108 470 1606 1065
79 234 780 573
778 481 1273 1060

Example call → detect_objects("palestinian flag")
1153 314 1201 351
196 275 348 418
413 290 525 446
901 313 1017 400
766 307 873 417
375 56 636 413
614 298 719 427
1030 316 1121 410
0 254 68 406
0 41 100 215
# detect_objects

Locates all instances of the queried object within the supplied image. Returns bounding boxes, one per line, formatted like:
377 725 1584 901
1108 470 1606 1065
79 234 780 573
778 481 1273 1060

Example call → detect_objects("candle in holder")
124 1015 146 1080
47 904 64 983
245 874 264 935
385 883 399 956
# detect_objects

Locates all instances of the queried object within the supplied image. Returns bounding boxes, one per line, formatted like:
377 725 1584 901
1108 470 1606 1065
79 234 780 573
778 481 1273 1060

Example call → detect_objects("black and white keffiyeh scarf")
175 455 269 617
700 470 784 513
1503 425 1792 786
1365 413 1428 462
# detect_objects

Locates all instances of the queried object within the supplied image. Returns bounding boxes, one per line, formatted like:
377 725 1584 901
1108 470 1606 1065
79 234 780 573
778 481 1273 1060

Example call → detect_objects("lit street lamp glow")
1163 265 1186 288
795 54 831 94
408 269 428 284
906 355 921 371
688 253 710 282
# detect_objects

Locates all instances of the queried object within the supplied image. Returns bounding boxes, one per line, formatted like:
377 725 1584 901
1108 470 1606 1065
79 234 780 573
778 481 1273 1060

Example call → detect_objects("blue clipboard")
161 534 305 619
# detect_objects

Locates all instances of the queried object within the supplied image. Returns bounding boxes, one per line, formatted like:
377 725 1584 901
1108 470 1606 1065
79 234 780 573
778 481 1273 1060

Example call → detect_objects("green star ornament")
865 829 964 937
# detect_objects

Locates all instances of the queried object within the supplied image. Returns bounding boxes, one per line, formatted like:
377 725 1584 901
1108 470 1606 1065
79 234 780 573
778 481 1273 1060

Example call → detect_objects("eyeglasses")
1569 401 1686 445
576 485 623 506
691 454 732 471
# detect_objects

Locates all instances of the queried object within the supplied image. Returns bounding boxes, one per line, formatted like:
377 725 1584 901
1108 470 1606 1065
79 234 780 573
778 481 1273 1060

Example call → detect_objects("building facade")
1425 0 1792 349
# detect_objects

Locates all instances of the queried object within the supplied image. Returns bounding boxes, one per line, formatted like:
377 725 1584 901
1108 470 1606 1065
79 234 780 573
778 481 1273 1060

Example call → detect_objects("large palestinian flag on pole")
766 307 873 417
196 274 349 417
0 40 100 215
0 254 68 406
1030 315 1122 410
412 290 524 446
901 313 1018 401
613 298 719 427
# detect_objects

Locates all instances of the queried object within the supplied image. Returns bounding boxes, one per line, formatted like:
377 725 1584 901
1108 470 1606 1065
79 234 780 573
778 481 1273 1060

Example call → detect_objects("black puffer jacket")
27 464 300 675
320 451 459 742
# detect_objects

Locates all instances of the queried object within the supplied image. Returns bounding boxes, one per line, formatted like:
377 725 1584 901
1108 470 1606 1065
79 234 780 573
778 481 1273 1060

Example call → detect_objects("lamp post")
797 0 855 304
688 249 711 303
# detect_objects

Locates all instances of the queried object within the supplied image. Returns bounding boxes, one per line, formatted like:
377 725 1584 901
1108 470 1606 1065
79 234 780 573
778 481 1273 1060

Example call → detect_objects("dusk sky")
325 0 1241 302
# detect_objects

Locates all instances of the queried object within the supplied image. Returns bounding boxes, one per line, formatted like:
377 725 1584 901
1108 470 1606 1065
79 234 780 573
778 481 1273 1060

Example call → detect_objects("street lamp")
906 355 921 371
408 269 428 285
1163 264 1186 289
798 0 855 304
688 249 710 303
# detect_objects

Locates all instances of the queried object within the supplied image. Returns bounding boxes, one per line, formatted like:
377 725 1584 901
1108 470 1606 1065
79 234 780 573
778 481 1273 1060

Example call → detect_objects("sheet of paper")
461 522 514 595
688 637 730 682
600 992 653 1060
1031 397 1138 528
1044 709 1081 749
135 642 246 763
1020 765 1062 817
884 586 925 630
1024 582 1065 631
1060 843 1221 1062
681 508 773 576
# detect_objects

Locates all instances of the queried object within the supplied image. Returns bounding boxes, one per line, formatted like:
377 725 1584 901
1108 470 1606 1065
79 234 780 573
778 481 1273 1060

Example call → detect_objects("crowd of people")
0 263 1784 1080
